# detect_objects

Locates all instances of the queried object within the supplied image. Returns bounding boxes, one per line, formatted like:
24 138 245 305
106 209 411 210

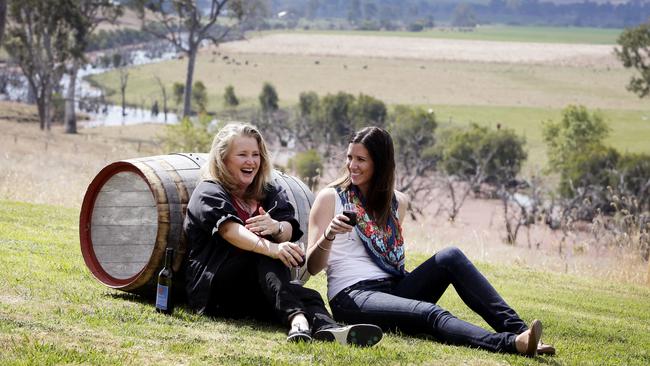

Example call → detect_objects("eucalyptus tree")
616 22 650 99
63 0 121 134
388 105 438 218
133 0 264 117
5 0 86 130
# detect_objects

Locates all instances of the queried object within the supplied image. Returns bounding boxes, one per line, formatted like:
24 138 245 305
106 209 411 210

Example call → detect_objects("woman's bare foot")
515 319 543 357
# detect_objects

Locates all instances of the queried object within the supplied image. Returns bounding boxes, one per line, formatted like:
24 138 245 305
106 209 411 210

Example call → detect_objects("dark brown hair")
331 127 395 226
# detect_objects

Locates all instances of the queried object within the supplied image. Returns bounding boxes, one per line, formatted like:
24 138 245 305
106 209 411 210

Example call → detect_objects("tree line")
164 82 649 258
268 0 650 29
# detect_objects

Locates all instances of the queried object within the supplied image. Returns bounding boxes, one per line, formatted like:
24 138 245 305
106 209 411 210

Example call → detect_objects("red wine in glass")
343 203 357 240
342 210 357 226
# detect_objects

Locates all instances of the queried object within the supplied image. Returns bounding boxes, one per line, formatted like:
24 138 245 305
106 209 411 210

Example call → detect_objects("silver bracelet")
317 242 331 251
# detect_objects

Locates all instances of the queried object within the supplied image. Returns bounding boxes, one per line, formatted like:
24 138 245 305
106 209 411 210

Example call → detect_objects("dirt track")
222 33 619 68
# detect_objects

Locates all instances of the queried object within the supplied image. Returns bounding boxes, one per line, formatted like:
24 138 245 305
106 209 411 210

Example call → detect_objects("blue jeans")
329 247 528 353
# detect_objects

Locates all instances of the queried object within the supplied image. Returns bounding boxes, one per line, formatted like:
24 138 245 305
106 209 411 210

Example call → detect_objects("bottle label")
156 284 169 310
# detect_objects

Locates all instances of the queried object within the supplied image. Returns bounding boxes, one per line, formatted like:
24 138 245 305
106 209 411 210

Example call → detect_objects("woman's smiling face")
347 143 374 196
225 135 260 192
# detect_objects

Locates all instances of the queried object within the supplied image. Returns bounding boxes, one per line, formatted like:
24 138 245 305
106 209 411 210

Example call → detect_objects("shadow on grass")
106 290 285 336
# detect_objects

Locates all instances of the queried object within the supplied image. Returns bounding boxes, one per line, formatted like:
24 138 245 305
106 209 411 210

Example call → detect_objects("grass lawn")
1 200 649 365
264 25 623 45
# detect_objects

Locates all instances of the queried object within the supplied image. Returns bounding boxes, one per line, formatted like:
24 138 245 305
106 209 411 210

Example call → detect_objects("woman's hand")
245 206 279 237
270 242 305 268
324 213 355 240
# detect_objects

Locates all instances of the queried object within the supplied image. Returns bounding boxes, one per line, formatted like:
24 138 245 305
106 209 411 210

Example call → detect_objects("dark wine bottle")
155 248 174 315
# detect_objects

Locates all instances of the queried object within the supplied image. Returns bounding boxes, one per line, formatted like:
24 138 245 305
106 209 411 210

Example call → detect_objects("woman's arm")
306 188 355 275
395 190 409 222
219 221 303 268
244 205 293 242
306 188 337 275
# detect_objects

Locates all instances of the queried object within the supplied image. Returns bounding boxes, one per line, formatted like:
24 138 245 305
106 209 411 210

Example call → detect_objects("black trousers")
210 250 338 332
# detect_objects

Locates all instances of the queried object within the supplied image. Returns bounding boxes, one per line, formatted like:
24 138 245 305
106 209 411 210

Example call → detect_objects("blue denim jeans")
329 247 528 353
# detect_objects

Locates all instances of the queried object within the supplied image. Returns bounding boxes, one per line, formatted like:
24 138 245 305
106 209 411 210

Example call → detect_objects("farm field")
273 25 623 44
88 31 650 165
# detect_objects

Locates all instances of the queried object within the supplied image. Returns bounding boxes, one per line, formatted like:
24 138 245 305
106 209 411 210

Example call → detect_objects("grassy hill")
1 200 649 365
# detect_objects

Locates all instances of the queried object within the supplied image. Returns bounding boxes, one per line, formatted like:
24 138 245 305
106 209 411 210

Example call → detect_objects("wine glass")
290 241 306 286
342 203 358 241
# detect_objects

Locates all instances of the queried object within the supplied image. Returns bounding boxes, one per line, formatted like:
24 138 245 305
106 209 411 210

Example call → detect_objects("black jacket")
183 179 302 314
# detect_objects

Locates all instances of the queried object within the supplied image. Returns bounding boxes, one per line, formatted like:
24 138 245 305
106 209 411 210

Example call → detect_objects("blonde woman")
183 122 381 345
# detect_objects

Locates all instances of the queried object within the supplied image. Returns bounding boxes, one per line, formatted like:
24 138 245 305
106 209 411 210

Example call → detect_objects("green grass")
1 200 649 365
260 25 623 45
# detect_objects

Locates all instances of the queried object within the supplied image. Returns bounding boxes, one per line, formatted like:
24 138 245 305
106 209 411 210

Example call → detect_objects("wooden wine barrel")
79 153 314 294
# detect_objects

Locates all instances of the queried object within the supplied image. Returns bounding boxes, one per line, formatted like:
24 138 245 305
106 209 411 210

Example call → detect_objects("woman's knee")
436 246 467 265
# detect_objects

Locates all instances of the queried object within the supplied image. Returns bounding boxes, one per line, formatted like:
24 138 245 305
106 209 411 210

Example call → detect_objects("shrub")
351 94 387 130
289 150 322 191
543 105 609 179
162 115 213 153
224 85 239 108
319 92 355 142
51 92 65 123
172 82 184 106
439 124 527 188
388 105 438 216
615 153 650 212
192 81 208 113
259 82 279 114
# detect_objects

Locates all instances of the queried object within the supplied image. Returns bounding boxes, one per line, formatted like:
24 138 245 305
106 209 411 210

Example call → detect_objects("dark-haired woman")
306 126 555 356
184 122 382 346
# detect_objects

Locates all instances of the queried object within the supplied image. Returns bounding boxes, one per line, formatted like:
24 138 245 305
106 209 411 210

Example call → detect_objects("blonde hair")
202 122 271 200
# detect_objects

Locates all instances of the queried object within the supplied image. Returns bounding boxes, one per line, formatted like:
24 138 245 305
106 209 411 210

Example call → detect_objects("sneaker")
287 324 312 343
313 324 383 347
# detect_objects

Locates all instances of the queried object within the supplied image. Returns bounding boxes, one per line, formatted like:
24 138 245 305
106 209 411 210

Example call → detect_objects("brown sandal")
525 319 543 357
537 340 556 356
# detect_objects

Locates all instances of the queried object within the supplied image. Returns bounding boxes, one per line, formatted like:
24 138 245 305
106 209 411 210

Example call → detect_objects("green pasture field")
1 200 649 365
264 25 623 45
